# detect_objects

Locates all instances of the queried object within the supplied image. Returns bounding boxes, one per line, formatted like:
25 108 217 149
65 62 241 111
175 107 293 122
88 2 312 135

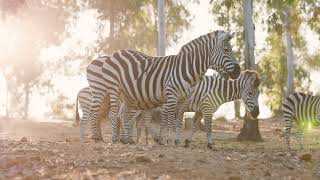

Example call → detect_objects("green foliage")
210 0 244 63
87 0 192 55
258 33 310 113
258 0 316 114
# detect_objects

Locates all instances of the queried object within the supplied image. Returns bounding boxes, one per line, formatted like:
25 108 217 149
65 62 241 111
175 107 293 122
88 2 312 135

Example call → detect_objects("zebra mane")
178 32 214 54
241 70 260 87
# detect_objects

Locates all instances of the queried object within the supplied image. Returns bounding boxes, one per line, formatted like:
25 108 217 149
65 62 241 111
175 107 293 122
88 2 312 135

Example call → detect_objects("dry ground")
1 117 320 179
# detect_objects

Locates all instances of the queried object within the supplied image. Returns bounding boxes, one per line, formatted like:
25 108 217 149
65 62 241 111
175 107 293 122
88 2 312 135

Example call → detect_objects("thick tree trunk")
284 8 294 96
23 84 30 119
238 0 262 142
243 0 255 70
237 112 262 141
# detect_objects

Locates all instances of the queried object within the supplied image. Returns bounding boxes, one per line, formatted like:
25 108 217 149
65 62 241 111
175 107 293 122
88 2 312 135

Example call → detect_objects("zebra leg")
295 126 304 150
166 98 178 145
283 116 293 151
80 113 90 139
135 112 143 144
184 114 198 147
120 106 135 144
89 100 104 142
161 94 178 144
204 113 213 149
145 125 149 145
157 104 168 145
108 95 121 143
116 115 121 142
175 104 187 145
144 110 154 145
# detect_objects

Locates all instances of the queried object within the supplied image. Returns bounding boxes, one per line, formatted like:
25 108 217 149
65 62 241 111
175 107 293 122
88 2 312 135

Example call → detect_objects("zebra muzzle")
250 106 260 119
229 64 240 80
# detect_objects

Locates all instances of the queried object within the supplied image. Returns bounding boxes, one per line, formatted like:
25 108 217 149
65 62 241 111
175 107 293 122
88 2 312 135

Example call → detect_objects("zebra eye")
248 91 253 96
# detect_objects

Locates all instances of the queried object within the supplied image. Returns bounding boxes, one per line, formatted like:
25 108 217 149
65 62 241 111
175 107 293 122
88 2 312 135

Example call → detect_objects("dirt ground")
1 117 320 180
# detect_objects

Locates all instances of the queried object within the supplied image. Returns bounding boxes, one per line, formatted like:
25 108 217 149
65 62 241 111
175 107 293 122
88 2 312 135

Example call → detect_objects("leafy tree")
0 0 73 118
87 0 191 56
258 0 311 113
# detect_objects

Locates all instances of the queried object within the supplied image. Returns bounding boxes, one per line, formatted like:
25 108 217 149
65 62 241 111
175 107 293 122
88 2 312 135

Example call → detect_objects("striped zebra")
281 92 320 150
75 87 153 143
75 87 102 139
175 70 261 149
86 30 240 144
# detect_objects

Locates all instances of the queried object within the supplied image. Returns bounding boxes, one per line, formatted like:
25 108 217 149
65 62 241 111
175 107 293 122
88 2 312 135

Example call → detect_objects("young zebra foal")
75 87 110 139
75 87 153 143
176 70 261 149
282 92 320 151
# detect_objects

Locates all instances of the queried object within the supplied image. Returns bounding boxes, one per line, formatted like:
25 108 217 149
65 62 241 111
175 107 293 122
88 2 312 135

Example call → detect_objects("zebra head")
239 71 261 118
210 31 240 80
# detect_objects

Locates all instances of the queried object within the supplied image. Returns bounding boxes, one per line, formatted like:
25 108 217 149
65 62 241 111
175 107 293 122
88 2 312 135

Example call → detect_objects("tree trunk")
23 84 30 119
243 0 255 70
153 0 166 123
237 0 262 142
234 100 240 118
109 8 115 52
157 0 165 56
237 112 262 141
284 8 294 96
3 74 10 118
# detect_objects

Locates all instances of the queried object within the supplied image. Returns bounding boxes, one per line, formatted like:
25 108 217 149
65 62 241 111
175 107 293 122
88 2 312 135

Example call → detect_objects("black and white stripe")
75 87 153 143
282 92 320 150
75 87 97 139
86 31 240 144
176 71 261 148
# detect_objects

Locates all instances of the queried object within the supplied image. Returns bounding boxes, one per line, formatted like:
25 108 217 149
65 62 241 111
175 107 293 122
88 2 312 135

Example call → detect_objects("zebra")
75 87 103 139
86 30 240 144
175 70 261 149
281 92 320 151
75 87 153 143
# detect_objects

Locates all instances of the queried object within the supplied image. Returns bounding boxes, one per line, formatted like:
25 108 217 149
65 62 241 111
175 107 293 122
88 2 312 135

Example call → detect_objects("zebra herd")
74 30 320 151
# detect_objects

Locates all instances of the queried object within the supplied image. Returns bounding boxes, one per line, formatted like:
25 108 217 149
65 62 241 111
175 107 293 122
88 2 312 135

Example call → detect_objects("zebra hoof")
174 139 181 145
120 138 135 144
167 139 174 145
184 139 191 147
207 143 213 149
158 139 164 145
92 136 104 142
128 138 135 144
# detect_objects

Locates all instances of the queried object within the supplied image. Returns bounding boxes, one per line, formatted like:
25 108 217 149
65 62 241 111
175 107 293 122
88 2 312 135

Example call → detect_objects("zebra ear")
259 74 267 86
217 31 229 44
229 32 235 39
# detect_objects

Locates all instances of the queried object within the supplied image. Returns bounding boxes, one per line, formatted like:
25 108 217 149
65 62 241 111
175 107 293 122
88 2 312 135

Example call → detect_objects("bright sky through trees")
0 0 319 119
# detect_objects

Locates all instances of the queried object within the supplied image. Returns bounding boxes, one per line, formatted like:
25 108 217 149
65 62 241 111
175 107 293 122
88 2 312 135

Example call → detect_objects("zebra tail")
74 95 80 127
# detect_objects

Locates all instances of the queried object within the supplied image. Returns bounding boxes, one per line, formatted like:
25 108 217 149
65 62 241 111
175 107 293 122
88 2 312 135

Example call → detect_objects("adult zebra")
282 92 320 151
75 87 153 142
86 30 240 144
175 71 261 148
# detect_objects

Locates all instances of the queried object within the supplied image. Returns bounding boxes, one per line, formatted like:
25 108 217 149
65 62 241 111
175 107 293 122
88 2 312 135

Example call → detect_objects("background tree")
237 0 263 141
210 0 244 118
0 0 74 118
258 0 311 114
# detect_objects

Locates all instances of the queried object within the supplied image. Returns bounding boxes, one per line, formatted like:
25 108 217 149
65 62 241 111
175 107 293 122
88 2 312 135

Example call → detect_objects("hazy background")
0 0 319 121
